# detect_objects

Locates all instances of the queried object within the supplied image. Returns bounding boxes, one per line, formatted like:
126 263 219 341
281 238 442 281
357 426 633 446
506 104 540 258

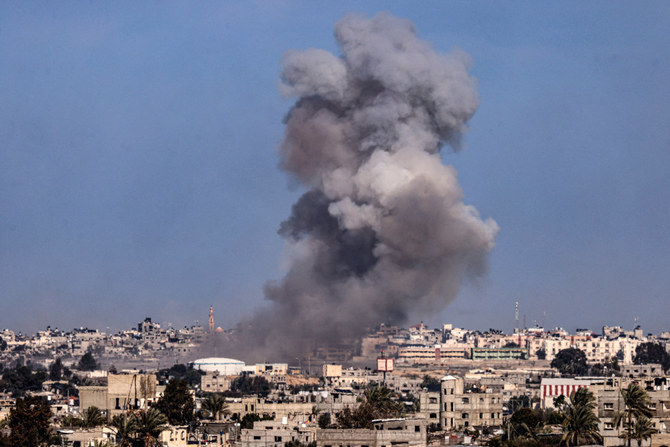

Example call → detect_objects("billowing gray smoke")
229 13 498 362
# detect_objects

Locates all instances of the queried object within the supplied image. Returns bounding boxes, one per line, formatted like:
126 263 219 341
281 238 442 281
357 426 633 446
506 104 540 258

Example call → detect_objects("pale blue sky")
1 1 669 334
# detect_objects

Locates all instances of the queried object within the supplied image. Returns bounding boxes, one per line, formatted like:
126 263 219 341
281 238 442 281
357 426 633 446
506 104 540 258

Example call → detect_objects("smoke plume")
229 13 498 361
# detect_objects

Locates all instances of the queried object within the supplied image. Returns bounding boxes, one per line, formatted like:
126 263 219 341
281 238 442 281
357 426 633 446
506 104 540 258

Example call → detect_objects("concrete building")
317 418 427 447
440 376 503 430
227 397 314 422
201 372 232 393
592 376 670 447
190 357 245 376
241 420 316 447
471 347 529 361
418 391 440 426
79 372 161 418
540 377 604 409
622 364 664 378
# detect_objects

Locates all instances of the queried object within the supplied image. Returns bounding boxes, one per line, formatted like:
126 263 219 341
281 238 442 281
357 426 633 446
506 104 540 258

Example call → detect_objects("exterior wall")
622 364 663 378
418 392 440 426
440 376 503 430
593 377 670 447
317 419 426 447
78 386 107 414
323 364 343 378
471 347 529 360
201 373 232 393
80 373 159 418
540 378 604 409
242 421 315 447
227 398 314 422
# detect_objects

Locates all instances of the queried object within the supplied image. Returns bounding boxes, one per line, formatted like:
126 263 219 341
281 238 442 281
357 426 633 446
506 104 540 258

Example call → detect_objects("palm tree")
135 408 168 447
561 387 602 446
614 383 654 447
109 412 138 447
624 415 658 447
81 406 106 428
201 393 228 421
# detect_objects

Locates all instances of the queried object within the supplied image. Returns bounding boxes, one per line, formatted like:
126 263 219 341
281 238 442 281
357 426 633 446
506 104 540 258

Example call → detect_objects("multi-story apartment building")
439 375 503 430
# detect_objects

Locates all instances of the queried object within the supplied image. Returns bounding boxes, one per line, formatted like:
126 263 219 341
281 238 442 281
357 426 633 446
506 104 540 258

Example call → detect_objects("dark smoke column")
236 13 498 362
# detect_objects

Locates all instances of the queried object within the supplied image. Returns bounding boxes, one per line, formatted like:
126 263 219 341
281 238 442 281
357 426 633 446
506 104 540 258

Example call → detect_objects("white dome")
190 357 245 376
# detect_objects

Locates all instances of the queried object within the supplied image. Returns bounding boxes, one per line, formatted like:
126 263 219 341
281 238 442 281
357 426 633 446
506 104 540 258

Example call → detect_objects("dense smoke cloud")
228 12 498 361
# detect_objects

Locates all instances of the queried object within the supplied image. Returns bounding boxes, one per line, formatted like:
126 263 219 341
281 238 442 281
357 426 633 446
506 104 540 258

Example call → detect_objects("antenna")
514 301 519 334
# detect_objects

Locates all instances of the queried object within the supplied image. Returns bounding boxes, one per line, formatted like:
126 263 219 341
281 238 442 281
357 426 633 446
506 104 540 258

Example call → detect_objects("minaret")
208 305 214 332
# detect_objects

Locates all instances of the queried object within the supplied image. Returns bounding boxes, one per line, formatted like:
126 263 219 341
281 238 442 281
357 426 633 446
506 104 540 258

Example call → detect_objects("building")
440 376 503 430
317 418 427 447
471 347 529 361
190 357 245 376
201 373 232 393
79 373 161 418
241 420 316 447
593 376 670 447
622 364 664 378
540 377 604 409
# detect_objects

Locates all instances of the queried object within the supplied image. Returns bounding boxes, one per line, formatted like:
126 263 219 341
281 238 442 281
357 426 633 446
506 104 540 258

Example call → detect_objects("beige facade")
201 373 232 393
227 397 314 422
79 373 160 418
440 376 503 430
242 420 316 447
317 418 426 447
593 377 670 447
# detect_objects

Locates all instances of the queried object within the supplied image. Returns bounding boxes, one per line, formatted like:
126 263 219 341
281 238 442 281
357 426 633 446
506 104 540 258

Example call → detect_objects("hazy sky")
2 1 669 335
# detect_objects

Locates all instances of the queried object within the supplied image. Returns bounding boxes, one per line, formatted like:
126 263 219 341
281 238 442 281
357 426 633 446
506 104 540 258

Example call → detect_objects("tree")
201 393 228 421
109 413 138 447
317 412 331 428
81 406 106 428
634 342 670 372
0 364 47 397
135 408 168 447
506 395 531 413
419 375 441 392
77 352 98 371
614 384 654 447
49 358 63 381
561 387 602 446
230 375 271 398
8 396 52 447
551 348 589 376
336 386 404 429
157 364 204 388
154 378 195 425
590 356 620 377
240 413 265 429
623 415 657 447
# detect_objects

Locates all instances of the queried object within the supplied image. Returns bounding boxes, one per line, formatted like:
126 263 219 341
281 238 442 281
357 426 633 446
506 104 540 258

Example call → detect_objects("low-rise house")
242 420 316 447
317 418 426 447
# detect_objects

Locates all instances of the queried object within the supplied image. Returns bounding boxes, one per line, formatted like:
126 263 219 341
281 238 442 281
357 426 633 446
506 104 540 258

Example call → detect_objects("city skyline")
2 2 669 335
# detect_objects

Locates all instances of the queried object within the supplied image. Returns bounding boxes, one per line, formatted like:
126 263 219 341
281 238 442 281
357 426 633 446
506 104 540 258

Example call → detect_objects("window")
275 436 282 442
450 403 454 411
462 397 469 404
480 413 483 419
462 413 469 419
604 403 614 410
604 423 613 430
429 413 437 419
254 436 261 440
415 425 420 432
491 413 495 419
